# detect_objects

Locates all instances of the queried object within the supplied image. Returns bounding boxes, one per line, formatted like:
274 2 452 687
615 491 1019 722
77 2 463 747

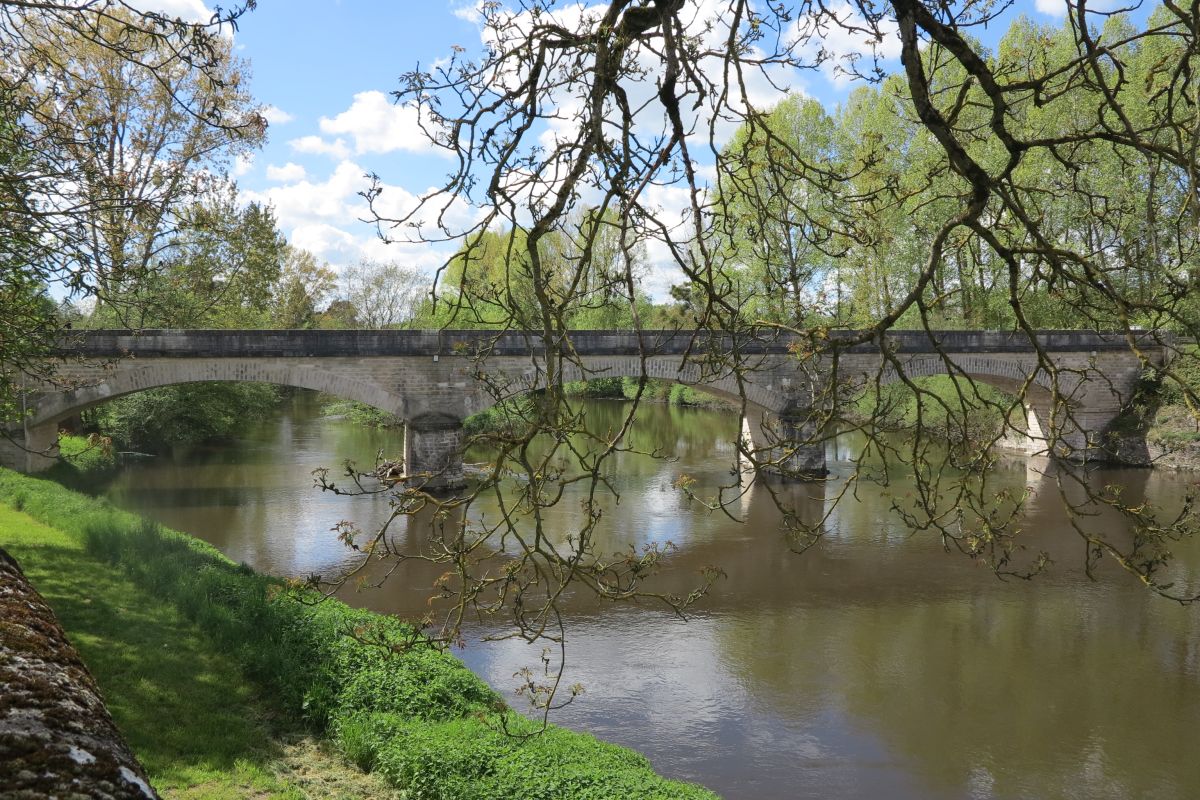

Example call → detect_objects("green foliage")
667 383 721 407
856 376 1009 443
321 398 403 428
464 395 538 437
89 382 281 450
87 194 288 329
1147 350 1200 444
0 85 61 426
562 377 626 398
272 246 339 329
620 378 731 408
0 470 715 799
1158 347 1200 408
54 433 116 473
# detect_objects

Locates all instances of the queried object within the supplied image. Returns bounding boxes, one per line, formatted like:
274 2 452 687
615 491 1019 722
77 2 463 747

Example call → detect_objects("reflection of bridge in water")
3 329 1169 488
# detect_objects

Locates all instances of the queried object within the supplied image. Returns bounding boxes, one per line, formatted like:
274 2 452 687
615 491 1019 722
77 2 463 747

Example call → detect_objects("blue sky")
199 1 1083 298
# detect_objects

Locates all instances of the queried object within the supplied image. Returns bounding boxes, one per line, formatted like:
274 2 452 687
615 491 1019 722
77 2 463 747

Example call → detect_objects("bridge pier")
997 397 1126 463
403 416 467 491
0 422 59 473
998 402 1050 457
740 410 827 481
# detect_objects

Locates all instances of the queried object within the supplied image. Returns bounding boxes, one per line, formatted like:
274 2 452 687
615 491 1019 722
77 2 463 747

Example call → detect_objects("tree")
0 83 59 428
340 258 427 329
0 0 262 439
3 5 264 319
716 95 842 325
272 246 337 329
87 191 288 329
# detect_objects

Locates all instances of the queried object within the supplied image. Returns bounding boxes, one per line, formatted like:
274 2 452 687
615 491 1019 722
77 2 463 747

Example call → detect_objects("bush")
321 397 403 427
55 433 116 474
464 395 537 436
87 382 282 450
563 377 626 399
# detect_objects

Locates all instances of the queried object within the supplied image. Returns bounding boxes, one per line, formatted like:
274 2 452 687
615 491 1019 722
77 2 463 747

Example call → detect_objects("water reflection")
103 392 1200 800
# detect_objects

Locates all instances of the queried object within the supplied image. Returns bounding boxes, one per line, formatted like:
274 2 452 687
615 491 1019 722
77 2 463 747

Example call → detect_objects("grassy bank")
0 470 716 800
0 498 390 798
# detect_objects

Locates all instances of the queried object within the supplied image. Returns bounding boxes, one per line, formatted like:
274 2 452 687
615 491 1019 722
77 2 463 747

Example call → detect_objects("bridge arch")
871 354 1081 457
461 355 793 420
459 355 828 479
26 360 409 429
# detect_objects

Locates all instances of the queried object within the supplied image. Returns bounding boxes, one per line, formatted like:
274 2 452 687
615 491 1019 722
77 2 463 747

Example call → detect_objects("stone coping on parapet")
53 329 1171 359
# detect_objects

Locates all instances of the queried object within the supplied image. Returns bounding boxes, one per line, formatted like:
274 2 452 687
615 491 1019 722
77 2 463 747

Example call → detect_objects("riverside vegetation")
0 469 716 799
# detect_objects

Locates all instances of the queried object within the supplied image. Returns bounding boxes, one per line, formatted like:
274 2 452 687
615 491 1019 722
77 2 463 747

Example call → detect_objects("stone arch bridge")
1 329 1168 489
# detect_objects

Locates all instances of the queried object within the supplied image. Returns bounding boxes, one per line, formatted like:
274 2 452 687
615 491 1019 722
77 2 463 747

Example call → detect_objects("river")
100 392 1200 800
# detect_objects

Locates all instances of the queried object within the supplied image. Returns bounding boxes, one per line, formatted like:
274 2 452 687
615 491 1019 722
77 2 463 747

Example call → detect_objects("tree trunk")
0 547 159 799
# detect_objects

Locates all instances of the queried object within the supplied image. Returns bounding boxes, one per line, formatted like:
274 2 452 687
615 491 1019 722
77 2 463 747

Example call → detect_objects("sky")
178 1 1088 299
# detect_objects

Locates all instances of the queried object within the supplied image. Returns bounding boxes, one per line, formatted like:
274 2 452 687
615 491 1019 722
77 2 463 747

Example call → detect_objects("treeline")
708 9 1200 332
427 9 1199 336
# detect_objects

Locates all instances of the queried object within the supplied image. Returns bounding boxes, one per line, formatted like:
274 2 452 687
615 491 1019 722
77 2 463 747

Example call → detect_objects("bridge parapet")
54 329 1167 358
0 329 1172 485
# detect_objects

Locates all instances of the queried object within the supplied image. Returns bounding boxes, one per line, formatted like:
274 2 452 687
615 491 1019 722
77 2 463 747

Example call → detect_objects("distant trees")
273 247 338 329
698 11 1200 333
428 208 652 330
339 259 426 329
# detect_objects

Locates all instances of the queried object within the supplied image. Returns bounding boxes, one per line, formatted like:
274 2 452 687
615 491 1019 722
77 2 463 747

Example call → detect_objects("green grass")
0 504 387 799
320 397 403 428
56 432 116 472
0 470 717 800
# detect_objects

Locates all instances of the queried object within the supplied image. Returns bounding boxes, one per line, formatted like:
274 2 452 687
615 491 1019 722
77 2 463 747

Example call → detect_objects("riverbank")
0 469 717 800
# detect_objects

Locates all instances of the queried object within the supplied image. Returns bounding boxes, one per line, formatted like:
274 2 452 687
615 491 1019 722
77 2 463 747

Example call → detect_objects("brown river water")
101 393 1200 800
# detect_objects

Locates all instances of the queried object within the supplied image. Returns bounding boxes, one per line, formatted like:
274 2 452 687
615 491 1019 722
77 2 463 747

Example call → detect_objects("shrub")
88 382 282 450
320 397 403 427
56 433 116 473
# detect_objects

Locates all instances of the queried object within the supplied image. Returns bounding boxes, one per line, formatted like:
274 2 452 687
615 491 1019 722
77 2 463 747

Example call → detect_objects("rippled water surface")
103 393 1200 800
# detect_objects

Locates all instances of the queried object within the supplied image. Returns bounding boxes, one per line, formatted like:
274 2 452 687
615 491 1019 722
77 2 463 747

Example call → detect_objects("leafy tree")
88 192 288 329
339 259 427 329
0 85 59 426
716 95 841 325
272 246 337 329
3 5 264 319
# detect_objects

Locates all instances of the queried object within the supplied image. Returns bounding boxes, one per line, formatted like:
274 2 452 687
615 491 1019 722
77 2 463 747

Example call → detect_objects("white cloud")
1035 0 1123 14
243 159 478 276
453 1 483 24
288 135 351 160
318 90 446 156
789 3 902 88
262 105 294 125
266 162 307 182
130 0 212 23
230 153 254 178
